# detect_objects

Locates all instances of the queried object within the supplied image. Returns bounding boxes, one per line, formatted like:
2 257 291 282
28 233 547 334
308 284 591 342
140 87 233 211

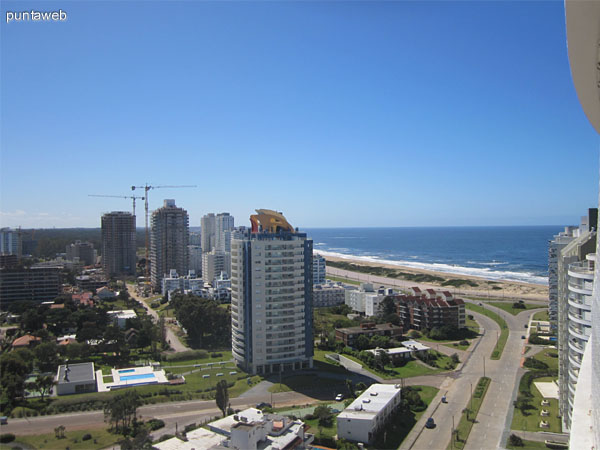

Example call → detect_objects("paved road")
327 267 548 302
127 285 190 352
510 430 569 444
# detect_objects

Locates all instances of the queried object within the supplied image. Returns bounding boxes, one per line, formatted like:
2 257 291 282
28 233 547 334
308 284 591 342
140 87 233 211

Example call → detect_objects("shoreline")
320 254 548 301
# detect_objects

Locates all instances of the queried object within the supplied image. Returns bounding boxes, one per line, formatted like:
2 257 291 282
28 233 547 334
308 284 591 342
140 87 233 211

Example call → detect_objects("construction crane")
88 194 145 216
131 184 197 278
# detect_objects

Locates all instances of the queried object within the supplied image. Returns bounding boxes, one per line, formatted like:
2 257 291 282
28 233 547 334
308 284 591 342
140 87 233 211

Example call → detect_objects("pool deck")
97 366 169 392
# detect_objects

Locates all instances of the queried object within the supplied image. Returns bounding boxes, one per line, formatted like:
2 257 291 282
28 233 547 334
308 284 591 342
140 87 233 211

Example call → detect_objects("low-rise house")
337 383 402 444
72 292 94 307
335 322 403 347
96 287 116 300
367 340 430 362
56 362 97 395
107 310 137 328
12 334 41 348
313 282 347 307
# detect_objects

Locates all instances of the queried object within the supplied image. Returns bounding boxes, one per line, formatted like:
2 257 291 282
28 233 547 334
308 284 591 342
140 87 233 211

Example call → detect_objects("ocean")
303 226 565 285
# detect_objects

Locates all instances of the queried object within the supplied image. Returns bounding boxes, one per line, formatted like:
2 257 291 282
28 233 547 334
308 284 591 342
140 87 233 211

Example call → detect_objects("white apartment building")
203 250 231 283
216 213 235 252
201 213 216 252
313 281 349 307
231 210 313 375
345 283 385 316
549 227 578 322
313 254 326 285
161 269 204 297
337 383 402 444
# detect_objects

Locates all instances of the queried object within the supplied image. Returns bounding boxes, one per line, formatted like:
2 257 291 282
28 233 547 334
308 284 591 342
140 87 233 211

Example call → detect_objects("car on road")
335 394 344 401
524 324 528 328
425 417 436 429
441 396 447 403
521 335 526 339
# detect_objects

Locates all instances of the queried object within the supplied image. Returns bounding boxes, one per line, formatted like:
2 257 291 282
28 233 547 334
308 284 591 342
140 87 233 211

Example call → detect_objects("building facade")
101 211 137 277
337 383 402 444
394 288 466 331
150 200 189 291
0 228 21 256
557 227 596 431
66 240 97 266
231 209 313 375
0 266 61 303
313 282 347 307
202 250 231 283
188 244 203 275
335 322 403 347
313 254 326 285
161 269 204 297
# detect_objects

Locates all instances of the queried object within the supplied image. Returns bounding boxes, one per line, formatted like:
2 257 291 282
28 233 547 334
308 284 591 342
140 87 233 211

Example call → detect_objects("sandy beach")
322 254 549 302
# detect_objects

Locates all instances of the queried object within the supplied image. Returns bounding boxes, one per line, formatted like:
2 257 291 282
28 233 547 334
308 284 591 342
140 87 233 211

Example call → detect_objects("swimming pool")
118 369 135 374
120 373 156 381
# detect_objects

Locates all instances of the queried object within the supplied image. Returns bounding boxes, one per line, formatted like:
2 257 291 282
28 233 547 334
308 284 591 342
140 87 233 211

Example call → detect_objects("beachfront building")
345 283 386 316
313 254 326 285
563 2 600 446
337 383 402 444
313 281 349 307
549 227 578 322
556 218 597 431
335 322 403 347
393 288 466 331
230 209 313 375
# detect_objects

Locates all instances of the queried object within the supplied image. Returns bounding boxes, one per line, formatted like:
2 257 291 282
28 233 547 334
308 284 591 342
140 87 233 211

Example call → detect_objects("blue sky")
1 1 598 228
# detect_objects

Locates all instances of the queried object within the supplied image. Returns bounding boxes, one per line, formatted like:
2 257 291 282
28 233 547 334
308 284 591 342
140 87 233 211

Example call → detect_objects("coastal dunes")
322 255 548 302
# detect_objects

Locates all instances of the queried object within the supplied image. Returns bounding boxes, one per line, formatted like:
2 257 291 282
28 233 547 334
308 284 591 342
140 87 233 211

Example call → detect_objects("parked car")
335 394 344 401
441 396 447 403
425 417 436 429
524 324 528 328
521 335 526 339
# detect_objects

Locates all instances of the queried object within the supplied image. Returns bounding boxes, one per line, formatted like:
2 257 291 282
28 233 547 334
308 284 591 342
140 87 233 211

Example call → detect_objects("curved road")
127 285 190 353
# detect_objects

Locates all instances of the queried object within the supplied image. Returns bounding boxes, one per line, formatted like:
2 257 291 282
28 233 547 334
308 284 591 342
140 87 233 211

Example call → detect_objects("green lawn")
506 438 552 449
325 275 361 286
268 374 346 393
531 350 558 371
511 375 561 433
465 303 508 360
14 428 119 450
488 302 540 315
339 352 441 379
448 377 491 450
532 310 550 322
163 350 233 366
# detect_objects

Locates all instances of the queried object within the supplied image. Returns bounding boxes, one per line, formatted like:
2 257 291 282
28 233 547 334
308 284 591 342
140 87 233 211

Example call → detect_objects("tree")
450 353 460 365
28 374 55 402
508 434 524 447
34 342 61 372
314 405 334 427
0 351 33 406
104 390 140 433
215 380 229 417
345 379 355 398
355 382 367 393
355 334 370 351
379 297 397 316
54 425 66 439
170 294 231 348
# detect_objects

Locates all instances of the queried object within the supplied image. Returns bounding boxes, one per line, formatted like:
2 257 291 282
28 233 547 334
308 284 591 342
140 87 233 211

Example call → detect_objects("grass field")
14 428 119 450
488 302 540 316
465 303 508 360
325 275 361 285
511 375 561 433
506 438 553 449
268 374 346 393
339 352 442 379
531 350 558 371
532 310 550 322
448 377 491 450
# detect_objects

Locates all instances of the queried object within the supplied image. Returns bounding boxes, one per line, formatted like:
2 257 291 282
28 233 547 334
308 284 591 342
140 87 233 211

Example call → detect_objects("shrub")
523 357 548 370
508 433 523 446
148 419 165 430
459 340 469 346
150 302 160 308
0 433 15 444
513 302 526 310
210 352 223 358
82 434 92 441
160 297 168 304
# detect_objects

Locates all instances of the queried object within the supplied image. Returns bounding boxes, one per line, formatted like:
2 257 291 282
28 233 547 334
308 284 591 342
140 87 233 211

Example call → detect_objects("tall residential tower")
150 200 189 291
230 209 313 375
101 212 137 277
